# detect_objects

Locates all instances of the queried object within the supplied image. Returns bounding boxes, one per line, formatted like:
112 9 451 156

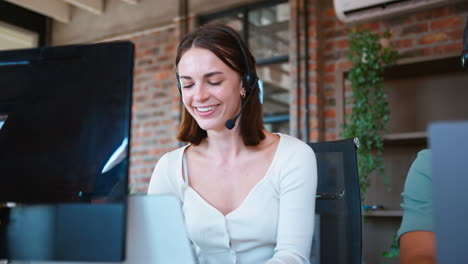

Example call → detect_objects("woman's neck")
202 129 246 160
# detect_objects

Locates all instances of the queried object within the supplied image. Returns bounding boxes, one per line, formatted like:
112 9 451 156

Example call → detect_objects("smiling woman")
148 24 317 264
175 25 264 146
178 47 243 132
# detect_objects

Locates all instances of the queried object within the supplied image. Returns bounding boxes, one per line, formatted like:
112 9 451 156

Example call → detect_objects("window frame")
199 0 291 129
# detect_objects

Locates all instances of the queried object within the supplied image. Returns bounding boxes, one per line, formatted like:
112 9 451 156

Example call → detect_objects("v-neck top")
148 133 317 264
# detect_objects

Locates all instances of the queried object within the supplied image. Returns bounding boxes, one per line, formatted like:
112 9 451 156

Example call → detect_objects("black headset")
176 26 259 96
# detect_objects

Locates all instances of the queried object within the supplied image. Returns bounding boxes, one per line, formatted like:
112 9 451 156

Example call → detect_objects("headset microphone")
225 88 252 130
225 111 242 130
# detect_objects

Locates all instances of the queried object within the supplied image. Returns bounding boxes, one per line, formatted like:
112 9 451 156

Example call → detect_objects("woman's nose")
193 84 209 101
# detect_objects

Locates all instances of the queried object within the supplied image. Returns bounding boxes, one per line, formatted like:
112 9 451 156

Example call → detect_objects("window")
200 0 290 133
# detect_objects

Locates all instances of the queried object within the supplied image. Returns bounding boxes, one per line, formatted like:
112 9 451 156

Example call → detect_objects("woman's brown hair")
176 24 265 146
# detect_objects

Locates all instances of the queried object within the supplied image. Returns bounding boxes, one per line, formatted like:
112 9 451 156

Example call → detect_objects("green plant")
341 28 399 200
382 234 400 260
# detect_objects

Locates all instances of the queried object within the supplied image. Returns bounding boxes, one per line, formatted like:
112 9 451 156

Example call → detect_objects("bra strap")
182 152 189 187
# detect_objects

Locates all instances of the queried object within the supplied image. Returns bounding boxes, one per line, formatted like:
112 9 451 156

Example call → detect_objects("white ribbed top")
148 133 317 264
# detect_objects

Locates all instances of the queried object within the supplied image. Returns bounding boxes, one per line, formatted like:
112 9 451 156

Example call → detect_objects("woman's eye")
183 83 194 88
208 81 222 86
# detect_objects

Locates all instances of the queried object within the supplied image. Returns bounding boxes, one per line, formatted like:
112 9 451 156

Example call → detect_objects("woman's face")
178 47 243 132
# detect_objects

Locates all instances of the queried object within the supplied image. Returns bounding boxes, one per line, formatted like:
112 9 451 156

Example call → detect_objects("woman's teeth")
197 106 215 112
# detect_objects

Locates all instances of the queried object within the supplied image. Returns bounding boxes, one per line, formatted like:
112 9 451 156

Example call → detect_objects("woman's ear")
240 88 246 99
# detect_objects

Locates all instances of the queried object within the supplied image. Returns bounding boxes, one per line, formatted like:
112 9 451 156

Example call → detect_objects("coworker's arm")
397 150 434 264
266 144 317 264
399 231 435 264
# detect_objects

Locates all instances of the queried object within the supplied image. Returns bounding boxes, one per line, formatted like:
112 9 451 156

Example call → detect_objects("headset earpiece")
176 72 182 95
242 72 258 97
218 27 258 97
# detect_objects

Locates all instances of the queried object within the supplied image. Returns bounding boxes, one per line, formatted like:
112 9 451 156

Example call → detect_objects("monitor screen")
0 41 134 262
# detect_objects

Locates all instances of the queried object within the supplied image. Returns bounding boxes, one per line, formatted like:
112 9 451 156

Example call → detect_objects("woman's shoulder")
410 149 432 178
156 144 189 168
166 144 190 157
277 133 314 155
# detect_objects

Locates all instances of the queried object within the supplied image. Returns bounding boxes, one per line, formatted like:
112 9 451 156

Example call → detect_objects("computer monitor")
0 41 134 262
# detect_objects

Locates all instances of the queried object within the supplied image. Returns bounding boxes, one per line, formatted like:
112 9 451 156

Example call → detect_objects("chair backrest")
308 138 362 264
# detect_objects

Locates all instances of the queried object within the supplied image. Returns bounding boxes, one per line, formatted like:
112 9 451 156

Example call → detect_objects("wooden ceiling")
4 0 140 24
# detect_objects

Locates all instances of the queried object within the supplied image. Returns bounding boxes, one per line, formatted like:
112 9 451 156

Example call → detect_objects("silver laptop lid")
16 195 196 264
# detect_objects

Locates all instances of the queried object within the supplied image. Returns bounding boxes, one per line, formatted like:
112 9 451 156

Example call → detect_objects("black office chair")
308 138 361 264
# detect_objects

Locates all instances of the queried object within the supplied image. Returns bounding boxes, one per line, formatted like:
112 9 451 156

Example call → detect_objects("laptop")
16 195 196 264
121 195 196 264
429 121 468 264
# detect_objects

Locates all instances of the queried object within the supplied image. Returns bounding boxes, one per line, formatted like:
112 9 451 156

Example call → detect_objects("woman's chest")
187 157 274 216
182 180 279 249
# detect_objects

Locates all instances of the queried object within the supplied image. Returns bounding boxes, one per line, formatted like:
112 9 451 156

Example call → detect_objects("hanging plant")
341 28 399 200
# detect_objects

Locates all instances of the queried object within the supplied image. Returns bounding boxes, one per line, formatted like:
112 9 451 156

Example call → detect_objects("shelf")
384 131 427 140
383 131 427 144
363 210 403 217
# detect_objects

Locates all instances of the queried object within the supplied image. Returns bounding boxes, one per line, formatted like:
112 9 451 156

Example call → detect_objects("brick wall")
291 0 468 142
109 18 195 194
109 26 180 194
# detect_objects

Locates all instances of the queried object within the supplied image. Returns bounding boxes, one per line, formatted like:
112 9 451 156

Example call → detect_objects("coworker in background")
148 24 317 264
398 149 435 264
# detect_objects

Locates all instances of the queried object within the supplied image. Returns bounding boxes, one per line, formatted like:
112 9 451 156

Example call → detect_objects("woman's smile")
194 105 219 116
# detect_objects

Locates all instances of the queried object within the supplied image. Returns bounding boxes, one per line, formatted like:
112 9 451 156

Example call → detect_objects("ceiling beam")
0 21 38 50
5 0 71 23
64 0 104 15
120 0 139 5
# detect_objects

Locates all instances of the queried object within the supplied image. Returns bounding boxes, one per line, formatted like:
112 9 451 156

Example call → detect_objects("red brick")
401 23 429 36
325 41 335 52
415 7 449 21
309 95 318 104
324 109 337 118
419 32 448 45
433 42 463 55
338 61 352 70
358 22 380 32
308 40 318 49
325 9 335 18
310 119 319 129
309 130 320 141
394 38 413 49
325 63 336 73
448 29 465 41
324 87 335 97
325 74 336 83
154 71 170 80
165 44 174 52
325 119 336 129
337 39 349 49
325 133 337 141
308 20 317 27
383 16 412 27
400 47 432 58
323 20 335 29
308 74 318 83
430 16 463 30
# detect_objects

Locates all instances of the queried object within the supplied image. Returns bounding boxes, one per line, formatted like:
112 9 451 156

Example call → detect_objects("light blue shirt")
397 149 432 241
